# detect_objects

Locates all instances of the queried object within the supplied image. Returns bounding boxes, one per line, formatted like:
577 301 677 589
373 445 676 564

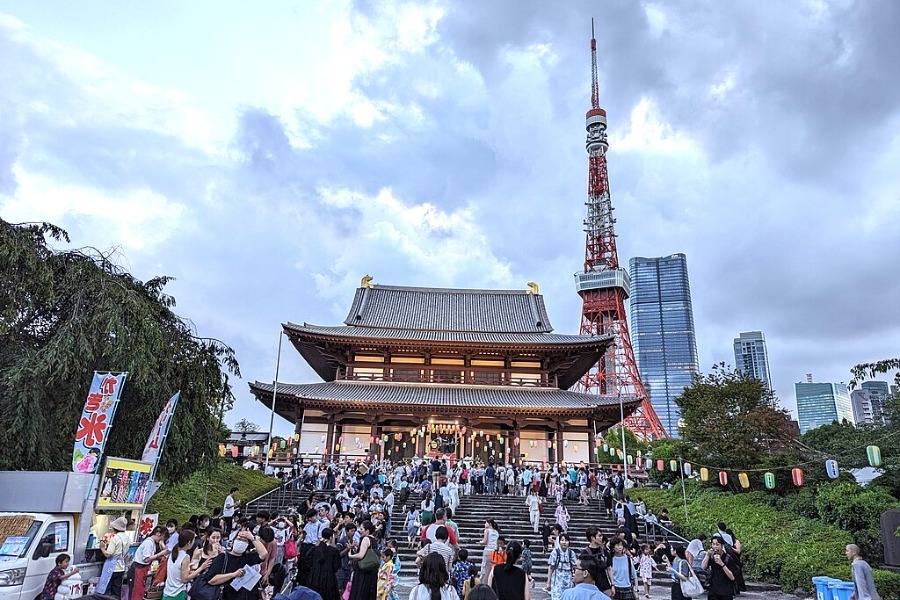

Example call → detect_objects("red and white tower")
575 23 668 440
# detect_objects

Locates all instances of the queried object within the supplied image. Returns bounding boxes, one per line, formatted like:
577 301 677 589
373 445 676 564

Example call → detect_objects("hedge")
147 460 281 525
638 486 900 596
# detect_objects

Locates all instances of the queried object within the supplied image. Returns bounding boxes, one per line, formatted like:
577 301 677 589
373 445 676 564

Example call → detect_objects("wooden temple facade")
249 282 640 465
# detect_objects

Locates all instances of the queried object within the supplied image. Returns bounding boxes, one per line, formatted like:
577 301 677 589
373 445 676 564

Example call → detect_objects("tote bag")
189 555 229 600
679 560 704 598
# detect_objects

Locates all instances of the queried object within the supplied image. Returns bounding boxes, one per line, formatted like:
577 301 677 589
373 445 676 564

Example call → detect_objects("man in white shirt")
131 526 167 600
223 487 238 533
383 486 395 535
686 534 707 570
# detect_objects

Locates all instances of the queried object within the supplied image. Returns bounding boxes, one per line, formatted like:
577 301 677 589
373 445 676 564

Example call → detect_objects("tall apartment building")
860 380 890 424
850 390 875 426
629 253 700 436
795 381 853 434
733 331 773 391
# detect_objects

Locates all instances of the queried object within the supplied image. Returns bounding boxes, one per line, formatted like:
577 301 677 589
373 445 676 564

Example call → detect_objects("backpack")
551 548 575 570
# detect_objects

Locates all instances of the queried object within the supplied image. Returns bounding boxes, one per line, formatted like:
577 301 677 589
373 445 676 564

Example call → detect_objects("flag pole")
265 331 284 470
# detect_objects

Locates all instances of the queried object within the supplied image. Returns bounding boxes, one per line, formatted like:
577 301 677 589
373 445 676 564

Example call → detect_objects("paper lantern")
637 450 643 457
341 445 347 452
268 449 274 458
683 462 692 476
573 445 578 452
826 459 839 479
339 436 344 443
231 446 238 458
314 447 320 453
764 472 776 489
609 447 616 456
480 430 484 437
603 443 609 452
626 454 633 465
514 437 520 446
279 440 286 449
718 471 728 486
321 435 326 443
700 467 709 482
293 433 300 442
670 460 678 472
563 439 569 448
476 441 480 448
334 443 340 451
547 440 553 448
218 444 225 457
636 457 643 468
738 472 750 489
867 445 882 467
657 459 665 471
402 442 407 448
792 467 804 487
530 440 535 448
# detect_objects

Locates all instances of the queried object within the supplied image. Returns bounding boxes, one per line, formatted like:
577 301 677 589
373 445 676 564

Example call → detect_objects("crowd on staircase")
99 457 788 600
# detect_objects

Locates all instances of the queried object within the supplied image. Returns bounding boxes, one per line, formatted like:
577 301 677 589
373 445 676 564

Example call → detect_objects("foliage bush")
147 460 280 525
636 486 900 592
815 481 900 561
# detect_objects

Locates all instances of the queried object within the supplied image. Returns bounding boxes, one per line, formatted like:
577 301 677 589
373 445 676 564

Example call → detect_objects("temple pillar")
334 422 344 461
587 418 597 467
369 420 381 461
325 415 336 462
512 422 521 466
555 424 564 464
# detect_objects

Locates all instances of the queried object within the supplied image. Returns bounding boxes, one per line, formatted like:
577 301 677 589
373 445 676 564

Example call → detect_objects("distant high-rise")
629 253 700 436
795 381 853 434
850 390 875 426
733 331 773 391
860 380 891 424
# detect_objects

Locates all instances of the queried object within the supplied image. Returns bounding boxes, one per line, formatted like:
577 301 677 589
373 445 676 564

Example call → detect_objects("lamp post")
678 456 688 520
265 330 285 470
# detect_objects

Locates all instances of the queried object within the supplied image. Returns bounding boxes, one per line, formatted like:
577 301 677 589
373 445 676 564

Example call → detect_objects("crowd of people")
62 456 881 600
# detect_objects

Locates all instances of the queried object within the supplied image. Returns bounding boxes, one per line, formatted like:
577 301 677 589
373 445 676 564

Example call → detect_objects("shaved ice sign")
72 372 127 473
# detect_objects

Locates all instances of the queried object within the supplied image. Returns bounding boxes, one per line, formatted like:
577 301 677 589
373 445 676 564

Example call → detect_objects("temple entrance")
427 433 458 457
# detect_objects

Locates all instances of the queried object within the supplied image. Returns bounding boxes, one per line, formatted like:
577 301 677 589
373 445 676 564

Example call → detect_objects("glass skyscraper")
733 331 773 391
628 253 700 436
860 380 891 424
795 381 853 434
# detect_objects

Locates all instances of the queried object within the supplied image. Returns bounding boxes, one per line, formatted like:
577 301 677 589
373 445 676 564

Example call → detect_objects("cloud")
1 1 899 434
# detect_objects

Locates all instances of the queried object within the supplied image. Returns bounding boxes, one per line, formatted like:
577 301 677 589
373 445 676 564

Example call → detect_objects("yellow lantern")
218 444 226 457
738 472 750 489
700 467 710 482
293 433 300 442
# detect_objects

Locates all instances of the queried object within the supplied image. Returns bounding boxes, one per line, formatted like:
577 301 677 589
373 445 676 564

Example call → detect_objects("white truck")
0 472 107 600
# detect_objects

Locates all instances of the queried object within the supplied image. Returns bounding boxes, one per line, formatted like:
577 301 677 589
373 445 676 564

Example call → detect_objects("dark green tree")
234 419 260 433
676 363 796 470
0 220 239 483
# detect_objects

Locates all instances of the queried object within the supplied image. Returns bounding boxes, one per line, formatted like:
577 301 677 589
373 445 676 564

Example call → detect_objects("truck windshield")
0 516 42 557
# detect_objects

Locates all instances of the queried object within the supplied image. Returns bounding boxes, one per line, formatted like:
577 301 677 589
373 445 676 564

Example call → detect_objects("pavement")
392 575 802 599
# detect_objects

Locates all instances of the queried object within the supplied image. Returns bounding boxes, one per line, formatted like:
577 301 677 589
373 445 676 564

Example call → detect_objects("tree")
676 363 796 470
235 419 260 433
0 220 239 483
851 359 900 389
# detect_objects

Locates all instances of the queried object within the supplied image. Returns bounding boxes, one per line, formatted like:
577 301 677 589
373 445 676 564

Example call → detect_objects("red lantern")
635 457 643 469
657 459 664 471
514 437 520 446
792 467 804 487
231 446 238 458
395 446 399 452
547 440 553 448
718 471 728 486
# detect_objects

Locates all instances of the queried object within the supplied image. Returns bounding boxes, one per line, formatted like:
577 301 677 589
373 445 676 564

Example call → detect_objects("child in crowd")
489 536 508 573
377 548 398 600
521 540 534 588
637 544 657 599
41 554 79 600
451 548 474 598
463 564 481 600
405 505 420 549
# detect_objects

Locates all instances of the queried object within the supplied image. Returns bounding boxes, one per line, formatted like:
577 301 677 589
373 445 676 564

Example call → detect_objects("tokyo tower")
574 22 669 440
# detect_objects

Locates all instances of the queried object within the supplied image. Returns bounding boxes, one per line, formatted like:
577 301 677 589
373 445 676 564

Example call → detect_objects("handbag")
357 541 380 572
341 581 352 600
189 556 229 600
679 560 704 598
284 539 298 560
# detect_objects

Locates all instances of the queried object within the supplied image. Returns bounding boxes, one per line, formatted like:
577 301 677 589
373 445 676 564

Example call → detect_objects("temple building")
249 280 640 465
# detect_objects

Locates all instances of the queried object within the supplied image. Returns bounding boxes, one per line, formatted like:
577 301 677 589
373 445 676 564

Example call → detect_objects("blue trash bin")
812 576 839 600
827 581 855 600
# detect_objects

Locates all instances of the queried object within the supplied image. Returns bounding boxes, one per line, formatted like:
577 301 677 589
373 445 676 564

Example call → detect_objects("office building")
795 381 853 434
733 331 773 391
629 253 700 436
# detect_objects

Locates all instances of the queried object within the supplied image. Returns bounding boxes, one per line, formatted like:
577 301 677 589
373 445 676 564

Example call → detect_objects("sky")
2 0 899 437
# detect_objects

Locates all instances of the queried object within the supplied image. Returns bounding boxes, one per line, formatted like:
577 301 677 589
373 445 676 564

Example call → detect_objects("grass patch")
637 486 900 596
147 460 280 525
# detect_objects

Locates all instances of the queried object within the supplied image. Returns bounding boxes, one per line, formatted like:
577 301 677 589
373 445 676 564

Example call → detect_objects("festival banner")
96 457 152 510
141 391 181 478
72 372 128 473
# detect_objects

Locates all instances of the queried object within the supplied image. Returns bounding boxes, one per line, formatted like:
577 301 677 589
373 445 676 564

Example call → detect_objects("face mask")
232 540 249 555
167 527 175 534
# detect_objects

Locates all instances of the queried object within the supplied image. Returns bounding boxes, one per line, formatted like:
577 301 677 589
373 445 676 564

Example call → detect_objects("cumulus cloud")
1 0 898 431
